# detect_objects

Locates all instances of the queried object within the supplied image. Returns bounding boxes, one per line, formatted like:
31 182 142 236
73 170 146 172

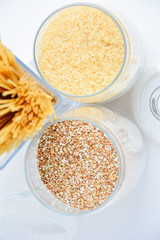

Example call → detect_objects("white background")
0 0 160 239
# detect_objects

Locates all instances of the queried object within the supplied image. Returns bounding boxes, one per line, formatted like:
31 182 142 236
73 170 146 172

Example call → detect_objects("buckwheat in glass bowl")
34 3 143 103
25 106 146 215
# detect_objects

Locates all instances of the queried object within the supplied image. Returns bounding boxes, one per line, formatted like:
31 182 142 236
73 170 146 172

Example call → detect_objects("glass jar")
132 65 160 143
34 3 143 103
25 106 146 215
0 57 60 170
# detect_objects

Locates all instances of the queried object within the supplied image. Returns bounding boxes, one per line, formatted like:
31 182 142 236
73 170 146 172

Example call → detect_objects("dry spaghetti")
37 6 125 96
0 41 56 155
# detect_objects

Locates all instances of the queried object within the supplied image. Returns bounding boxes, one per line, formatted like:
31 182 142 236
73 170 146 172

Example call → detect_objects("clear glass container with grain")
25 105 146 215
0 57 60 170
34 3 143 103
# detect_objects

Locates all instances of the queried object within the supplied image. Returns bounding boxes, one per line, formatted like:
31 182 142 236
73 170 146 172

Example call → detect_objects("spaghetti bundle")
0 41 56 155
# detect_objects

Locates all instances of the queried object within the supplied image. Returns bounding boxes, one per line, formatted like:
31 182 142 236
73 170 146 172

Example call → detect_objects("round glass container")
0 191 78 240
132 65 160 143
25 106 146 215
34 3 143 103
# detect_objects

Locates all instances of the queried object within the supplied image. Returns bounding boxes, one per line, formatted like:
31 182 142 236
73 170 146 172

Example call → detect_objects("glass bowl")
25 106 146 215
34 3 143 103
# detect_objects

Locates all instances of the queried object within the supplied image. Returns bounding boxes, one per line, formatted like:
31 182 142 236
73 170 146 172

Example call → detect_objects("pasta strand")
0 40 57 155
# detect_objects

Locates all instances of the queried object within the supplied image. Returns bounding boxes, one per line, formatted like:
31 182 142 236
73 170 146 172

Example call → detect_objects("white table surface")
0 0 160 239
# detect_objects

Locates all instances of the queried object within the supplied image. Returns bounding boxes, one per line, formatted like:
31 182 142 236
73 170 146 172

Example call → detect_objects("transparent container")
0 191 78 240
34 3 143 103
25 106 146 215
132 65 160 143
0 57 61 170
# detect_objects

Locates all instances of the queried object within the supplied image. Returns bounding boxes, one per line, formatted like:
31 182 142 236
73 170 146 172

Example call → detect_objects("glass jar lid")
132 65 160 143
0 191 77 240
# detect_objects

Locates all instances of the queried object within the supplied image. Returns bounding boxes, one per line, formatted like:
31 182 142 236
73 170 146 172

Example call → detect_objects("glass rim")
25 117 124 216
33 2 128 99
150 86 160 121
